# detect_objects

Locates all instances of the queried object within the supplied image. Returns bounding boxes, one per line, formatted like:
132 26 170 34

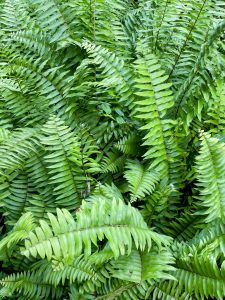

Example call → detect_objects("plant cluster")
0 0 225 299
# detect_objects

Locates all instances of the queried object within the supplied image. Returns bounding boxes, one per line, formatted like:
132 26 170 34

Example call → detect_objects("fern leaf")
101 150 126 174
0 129 10 143
115 133 140 155
174 249 225 300
205 79 225 134
195 132 225 222
151 281 193 300
82 41 136 110
0 212 34 260
134 50 182 191
109 248 175 283
1 172 34 224
22 197 171 260
0 271 63 299
124 160 159 202
0 128 39 175
41 116 85 209
31 0 70 43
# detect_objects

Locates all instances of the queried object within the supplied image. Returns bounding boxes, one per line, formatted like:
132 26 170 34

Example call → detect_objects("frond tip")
124 160 159 202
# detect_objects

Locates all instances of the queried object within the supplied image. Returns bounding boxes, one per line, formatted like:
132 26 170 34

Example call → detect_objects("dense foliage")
0 0 225 299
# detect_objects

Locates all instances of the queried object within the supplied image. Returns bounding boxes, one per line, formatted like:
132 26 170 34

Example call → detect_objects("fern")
0 0 225 298
134 49 182 198
195 132 225 222
124 160 159 202
40 116 86 210
22 197 170 260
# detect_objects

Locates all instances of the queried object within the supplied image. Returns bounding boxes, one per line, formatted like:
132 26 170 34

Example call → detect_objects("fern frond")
175 18 225 118
115 133 140 156
188 219 225 257
165 210 200 242
31 0 70 44
0 128 40 175
124 160 159 202
25 152 56 220
134 49 182 192
0 212 34 260
92 183 123 202
31 255 107 290
41 116 85 210
0 129 10 143
109 248 175 283
205 79 225 134
195 132 225 222
101 150 126 174
5 53 74 117
1 172 34 224
0 271 63 299
150 280 193 300
140 180 171 227
22 197 171 260
1 88 50 126
174 249 225 300
82 42 136 110
95 278 148 300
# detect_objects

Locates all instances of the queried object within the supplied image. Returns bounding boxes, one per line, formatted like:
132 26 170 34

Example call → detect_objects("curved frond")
22 197 171 260
124 160 159 202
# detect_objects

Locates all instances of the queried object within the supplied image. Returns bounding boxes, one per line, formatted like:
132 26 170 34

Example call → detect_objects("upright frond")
40 116 85 210
134 50 182 192
195 132 225 222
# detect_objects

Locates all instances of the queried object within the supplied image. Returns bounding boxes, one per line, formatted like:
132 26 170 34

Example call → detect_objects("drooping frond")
95 279 149 300
0 129 10 143
115 133 140 156
150 280 193 300
29 0 71 44
24 152 56 220
22 197 171 260
174 18 225 118
188 219 225 257
31 255 107 290
101 150 127 174
140 180 171 228
165 210 200 242
1 172 34 224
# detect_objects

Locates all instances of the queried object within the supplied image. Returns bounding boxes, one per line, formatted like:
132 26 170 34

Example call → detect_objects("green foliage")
195 132 225 222
124 160 159 202
0 0 224 299
22 197 170 260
